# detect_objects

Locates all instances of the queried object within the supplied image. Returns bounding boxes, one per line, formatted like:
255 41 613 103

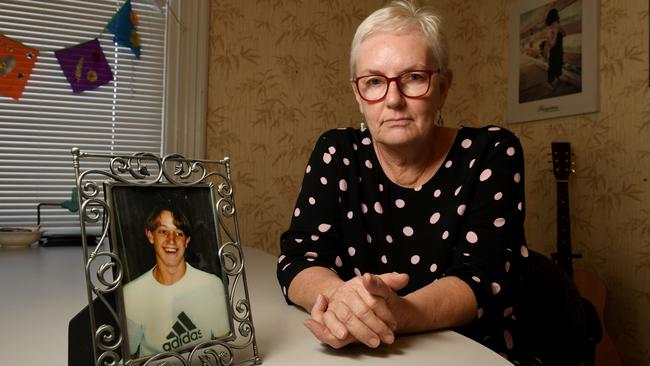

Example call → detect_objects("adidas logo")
162 312 204 351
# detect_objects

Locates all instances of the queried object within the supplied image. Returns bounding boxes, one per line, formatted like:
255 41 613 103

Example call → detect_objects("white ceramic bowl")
0 227 42 249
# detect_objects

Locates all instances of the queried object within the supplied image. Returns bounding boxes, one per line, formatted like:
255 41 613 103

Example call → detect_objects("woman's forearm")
287 266 345 311
395 276 477 334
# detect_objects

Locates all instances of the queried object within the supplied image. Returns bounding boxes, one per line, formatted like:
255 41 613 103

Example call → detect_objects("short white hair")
350 0 449 77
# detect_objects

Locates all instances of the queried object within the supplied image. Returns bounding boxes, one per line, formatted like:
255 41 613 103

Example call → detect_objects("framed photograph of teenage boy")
507 0 599 123
106 183 233 361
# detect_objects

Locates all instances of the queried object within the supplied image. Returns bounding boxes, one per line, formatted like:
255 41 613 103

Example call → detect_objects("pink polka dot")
494 218 505 227
278 255 285 263
469 159 476 168
320 177 327 185
429 263 438 272
463 252 470 257
403 226 414 236
411 255 420 264
348 247 356 256
506 147 515 156
381 255 388 264
491 282 501 295
354 268 362 276
395 199 406 208
294 238 303 243
362 137 371 145
282 263 291 271
347 211 353 219
352 143 358 150
472 276 481 283
466 231 478 244
386 235 393 243
339 179 348 191
379 184 384 192
434 189 441 197
445 160 453 168
335 256 343 267
488 126 501 131
505 261 511 272
514 172 521 183
454 185 462 196
457 204 466 216
430 212 440 224
282 286 287 295
495 142 501 147
479 169 492 181
517 202 523 211
308 197 316 205
322 153 332 164
413 185 422 191
503 307 513 317
328 146 336 154
311 235 319 241
461 139 472 148
494 192 503 200
520 245 529 258
294 208 300 217
374 202 383 214
365 160 373 169
477 308 484 318
361 203 368 213
504 330 513 350
442 231 449 239
318 223 331 233
305 251 318 258
366 234 372 243
306 165 311 173
343 158 350 166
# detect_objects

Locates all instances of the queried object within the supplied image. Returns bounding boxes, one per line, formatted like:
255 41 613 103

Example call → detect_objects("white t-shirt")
123 263 230 357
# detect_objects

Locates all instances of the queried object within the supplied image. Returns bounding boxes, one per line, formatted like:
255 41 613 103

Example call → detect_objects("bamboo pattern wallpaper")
206 0 649 363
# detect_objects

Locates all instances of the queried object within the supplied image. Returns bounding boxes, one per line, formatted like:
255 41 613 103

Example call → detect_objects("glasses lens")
357 75 388 101
398 71 431 97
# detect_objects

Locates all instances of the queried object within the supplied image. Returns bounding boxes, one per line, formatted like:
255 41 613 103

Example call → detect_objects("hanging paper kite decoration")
0 34 39 100
106 0 141 59
55 39 113 93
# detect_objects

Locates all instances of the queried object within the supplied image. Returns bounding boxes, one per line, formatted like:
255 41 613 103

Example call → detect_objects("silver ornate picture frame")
71 148 261 366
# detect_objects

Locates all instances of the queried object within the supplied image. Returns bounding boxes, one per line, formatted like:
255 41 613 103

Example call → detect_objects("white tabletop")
0 245 511 365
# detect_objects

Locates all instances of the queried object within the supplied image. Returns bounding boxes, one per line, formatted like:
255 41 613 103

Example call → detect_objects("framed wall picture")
507 0 599 123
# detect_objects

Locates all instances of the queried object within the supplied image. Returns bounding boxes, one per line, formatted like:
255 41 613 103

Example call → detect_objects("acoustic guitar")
551 142 621 366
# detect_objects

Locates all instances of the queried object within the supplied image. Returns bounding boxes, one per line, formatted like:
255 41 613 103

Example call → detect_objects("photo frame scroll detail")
71 148 261 366
507 0 599 123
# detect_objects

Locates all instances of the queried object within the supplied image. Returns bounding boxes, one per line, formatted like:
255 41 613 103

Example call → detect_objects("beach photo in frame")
507 0 599 123
106 183 233 362
71 149 261 366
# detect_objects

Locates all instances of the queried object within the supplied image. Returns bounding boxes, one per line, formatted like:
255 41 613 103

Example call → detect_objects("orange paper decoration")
0 35 39 100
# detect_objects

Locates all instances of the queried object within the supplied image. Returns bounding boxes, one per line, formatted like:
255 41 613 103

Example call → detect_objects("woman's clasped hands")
304 272 409 349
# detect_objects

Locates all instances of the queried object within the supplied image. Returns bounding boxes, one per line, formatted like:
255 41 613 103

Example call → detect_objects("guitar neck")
556 180 573 277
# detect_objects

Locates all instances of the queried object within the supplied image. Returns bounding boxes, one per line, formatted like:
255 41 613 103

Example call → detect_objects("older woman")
277 0 527 362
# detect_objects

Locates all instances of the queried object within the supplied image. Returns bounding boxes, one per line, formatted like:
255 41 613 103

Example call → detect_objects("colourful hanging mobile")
55 39 114 93
0 34 39 100
106 0 142 58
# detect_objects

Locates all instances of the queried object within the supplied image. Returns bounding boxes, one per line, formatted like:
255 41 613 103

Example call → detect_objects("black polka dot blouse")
277 125 530 360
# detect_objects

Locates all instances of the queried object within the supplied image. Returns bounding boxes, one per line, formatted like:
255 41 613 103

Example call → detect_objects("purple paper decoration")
55 38 113 93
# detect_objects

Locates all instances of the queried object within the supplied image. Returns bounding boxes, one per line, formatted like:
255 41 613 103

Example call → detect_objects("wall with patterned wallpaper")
207 0 649 364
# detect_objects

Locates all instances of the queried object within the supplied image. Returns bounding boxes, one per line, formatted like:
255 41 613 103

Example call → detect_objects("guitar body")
573 270 621 366
551 142 621 366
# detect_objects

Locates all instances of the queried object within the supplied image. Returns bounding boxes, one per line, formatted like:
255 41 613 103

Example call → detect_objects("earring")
436 110 444 126
360 119 367 131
